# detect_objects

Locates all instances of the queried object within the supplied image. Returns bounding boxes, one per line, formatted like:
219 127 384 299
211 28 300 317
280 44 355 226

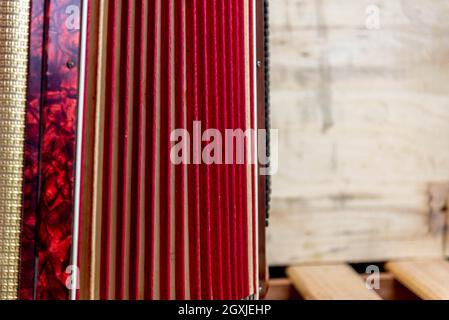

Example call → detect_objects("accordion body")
0 0 269 300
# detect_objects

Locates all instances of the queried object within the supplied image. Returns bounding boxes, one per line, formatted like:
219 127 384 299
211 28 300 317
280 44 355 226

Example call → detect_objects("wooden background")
268 0 449 265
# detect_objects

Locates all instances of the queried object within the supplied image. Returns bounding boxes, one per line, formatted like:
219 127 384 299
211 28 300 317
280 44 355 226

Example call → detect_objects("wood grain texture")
386 260 449 300
268 0 449 265
287 264 382 300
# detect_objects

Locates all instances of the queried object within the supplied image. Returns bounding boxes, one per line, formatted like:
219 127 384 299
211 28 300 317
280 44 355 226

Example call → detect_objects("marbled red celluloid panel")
21 0 82 300
20 0 45 301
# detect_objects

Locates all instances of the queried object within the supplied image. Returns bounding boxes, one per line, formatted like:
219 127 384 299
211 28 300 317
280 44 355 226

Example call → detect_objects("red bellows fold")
206 0 223 300
226 0 239 299
129 0 145 300
144 0 158 300
185 0 202 300
100 0 118 299
159 0 172 300
174 0 187 300
197 0 213 300
217 0 233 300
116 0 131 299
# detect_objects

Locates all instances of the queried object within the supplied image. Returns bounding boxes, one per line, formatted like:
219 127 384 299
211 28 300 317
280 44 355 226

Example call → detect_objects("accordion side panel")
0 0 30 300
34 0 83 300
256 0 269 295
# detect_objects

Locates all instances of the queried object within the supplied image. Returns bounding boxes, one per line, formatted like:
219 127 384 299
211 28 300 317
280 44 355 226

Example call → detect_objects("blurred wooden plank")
264 279 292 300
360 273 420 301
266 273 418 300
268 196 444 265
264 278 301 300
386 260 449 300
268 0 449 265
287 264 382 300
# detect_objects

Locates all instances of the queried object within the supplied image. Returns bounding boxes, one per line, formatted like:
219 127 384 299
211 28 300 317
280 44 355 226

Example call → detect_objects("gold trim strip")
0 0 30 300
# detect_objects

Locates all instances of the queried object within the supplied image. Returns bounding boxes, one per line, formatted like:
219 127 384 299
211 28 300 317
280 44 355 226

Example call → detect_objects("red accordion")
0 0 269 300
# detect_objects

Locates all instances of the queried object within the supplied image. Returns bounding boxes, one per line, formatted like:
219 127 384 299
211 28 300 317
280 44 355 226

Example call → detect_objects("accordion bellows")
0 0 267 300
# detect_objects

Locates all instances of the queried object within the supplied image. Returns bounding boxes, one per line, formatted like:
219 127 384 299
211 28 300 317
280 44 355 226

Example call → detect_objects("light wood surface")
268 0 449 265
386 260 449 300
287 264 382 300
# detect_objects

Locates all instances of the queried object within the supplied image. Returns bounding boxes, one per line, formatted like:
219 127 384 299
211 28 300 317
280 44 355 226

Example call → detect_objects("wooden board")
286 264 382 300
266 273 419 300
386 260 449 300
360 273 419 301
268 0 449 265
263 278 301 300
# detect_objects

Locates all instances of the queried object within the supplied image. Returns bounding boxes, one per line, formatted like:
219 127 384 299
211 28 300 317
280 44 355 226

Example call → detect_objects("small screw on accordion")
0 0 269 300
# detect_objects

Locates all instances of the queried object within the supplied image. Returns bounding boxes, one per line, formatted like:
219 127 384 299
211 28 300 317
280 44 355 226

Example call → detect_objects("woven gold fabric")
0 0 30 300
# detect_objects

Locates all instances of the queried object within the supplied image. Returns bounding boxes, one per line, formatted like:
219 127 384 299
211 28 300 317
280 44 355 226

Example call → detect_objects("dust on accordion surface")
0 0 30 300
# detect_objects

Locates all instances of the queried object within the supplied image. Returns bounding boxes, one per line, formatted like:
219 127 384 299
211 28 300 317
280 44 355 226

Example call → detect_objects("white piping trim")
71 0 89 301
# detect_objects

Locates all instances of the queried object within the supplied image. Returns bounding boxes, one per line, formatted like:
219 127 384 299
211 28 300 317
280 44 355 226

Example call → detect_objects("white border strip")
71 0 89 301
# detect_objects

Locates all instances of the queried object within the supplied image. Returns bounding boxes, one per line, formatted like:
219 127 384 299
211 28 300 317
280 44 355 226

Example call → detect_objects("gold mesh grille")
0 0 30 300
